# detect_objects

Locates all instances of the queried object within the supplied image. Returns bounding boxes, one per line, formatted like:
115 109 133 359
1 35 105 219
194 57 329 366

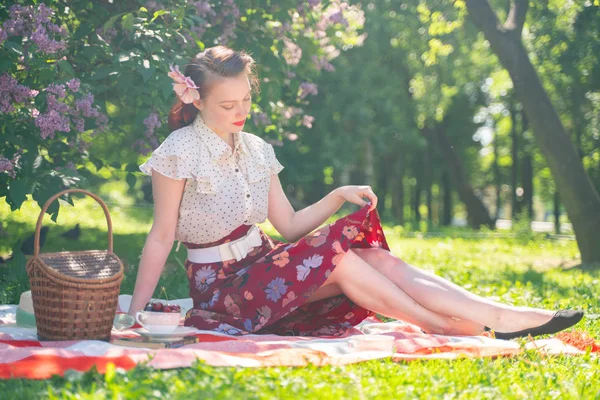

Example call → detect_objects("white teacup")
135 311 181 334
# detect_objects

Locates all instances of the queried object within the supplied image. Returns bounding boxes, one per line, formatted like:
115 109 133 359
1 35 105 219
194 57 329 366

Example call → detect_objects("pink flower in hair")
168 64 200 104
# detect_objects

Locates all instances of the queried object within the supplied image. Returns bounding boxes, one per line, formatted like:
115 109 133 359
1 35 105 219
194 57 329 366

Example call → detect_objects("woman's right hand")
335 185 378 212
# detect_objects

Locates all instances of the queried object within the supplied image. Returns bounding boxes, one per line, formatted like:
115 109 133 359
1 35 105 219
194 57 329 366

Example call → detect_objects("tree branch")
503 0 528 35
464 0 503 35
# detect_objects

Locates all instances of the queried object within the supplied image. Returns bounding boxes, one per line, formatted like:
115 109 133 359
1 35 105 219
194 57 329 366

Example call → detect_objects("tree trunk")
442 171 452 226
493 129 501 221
428 126 494 229
364 139 374 186
424 139 433 224
522 152 534 220
377 154 392 215
510 99 520 219
554 190 561 234
391 156 405 225
465 0 600 263
414 174 422 223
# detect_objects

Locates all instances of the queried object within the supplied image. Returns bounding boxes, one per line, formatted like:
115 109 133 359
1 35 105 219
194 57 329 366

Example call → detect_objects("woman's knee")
353 248 405 275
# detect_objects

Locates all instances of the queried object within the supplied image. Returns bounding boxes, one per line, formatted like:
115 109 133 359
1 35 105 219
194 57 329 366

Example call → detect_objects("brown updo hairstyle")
168 45 260 132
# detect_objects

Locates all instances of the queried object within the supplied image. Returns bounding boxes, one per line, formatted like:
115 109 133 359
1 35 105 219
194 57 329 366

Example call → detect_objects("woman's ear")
192 99 203 110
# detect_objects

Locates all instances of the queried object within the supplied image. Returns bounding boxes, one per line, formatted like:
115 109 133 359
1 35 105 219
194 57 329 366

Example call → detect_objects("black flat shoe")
487 310 584 340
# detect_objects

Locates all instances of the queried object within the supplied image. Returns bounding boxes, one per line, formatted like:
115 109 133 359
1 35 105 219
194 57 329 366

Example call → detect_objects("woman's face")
194 73 252 137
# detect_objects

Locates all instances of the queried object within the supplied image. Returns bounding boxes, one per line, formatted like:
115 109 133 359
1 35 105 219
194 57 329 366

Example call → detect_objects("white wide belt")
186 225 263 263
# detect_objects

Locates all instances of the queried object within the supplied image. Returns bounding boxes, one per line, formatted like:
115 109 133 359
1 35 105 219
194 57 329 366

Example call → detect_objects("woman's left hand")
335 185 378 212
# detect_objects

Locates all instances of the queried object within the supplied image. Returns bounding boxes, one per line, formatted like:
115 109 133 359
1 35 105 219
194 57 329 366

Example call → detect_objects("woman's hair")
168 46 259 131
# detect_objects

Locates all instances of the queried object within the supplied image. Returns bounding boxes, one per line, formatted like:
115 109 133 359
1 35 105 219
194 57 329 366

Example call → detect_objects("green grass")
1 183 599 399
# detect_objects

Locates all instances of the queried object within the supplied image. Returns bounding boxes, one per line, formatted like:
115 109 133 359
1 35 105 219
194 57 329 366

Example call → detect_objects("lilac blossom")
0 154 19 178
299 82 318 99
46 83 66 98
66 78 80 93
143 112 162 140
0 73 38 113
75 93 99 118
301 115 315 128
283 39 302 66
35 110 71 139
251 112 270 127
2 4 68 54
194 1 216 18
312 55 335 72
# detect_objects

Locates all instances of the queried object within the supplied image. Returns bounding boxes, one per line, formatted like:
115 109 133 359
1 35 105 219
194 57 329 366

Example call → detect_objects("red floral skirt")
183 204 390 336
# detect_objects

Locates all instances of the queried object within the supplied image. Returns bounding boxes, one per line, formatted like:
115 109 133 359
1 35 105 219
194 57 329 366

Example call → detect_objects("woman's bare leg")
352 248 554 332
306 249 477 335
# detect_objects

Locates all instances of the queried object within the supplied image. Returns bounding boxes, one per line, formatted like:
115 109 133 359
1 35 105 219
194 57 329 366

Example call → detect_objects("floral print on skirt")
183 204 390 337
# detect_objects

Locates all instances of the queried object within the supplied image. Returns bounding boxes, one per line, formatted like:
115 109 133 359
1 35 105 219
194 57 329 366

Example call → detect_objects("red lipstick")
233 120 245 127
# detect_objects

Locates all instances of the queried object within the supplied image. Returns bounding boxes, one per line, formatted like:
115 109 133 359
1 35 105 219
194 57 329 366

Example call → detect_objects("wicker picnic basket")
25 189 124 341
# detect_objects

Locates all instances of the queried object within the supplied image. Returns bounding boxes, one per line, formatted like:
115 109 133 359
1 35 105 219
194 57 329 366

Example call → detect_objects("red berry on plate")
164 306 172 312
152 302 163 312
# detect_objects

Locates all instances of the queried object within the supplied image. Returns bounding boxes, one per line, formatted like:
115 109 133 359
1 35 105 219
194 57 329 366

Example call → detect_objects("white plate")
135 326 199 341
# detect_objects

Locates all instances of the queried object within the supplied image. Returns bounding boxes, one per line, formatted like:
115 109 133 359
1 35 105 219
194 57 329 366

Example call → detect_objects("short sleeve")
265 143 284 175
139 129 195 180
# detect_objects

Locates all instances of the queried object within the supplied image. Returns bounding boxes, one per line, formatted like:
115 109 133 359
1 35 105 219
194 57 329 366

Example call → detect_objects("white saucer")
135 326 199 341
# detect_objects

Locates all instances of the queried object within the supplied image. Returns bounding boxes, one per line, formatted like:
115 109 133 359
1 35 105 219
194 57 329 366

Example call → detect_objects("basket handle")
33 188 114 256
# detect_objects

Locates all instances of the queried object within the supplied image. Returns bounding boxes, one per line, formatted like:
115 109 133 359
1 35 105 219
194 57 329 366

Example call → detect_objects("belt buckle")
225 225 257 262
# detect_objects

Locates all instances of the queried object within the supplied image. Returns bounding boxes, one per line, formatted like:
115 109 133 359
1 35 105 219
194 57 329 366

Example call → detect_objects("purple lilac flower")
329 11 348 25
46 83 66 98
75 93 99 118
0 73 37 113
2 5 67 54
0 28 7 45
194 1 216 18
0 156 16 178
66 79 80 92
35 110 71 139
47 94 70 114
74 118 85 132
312 55 335 72
265 277 287 302
252 112 270 127
299 82 318 99
143 112 162 138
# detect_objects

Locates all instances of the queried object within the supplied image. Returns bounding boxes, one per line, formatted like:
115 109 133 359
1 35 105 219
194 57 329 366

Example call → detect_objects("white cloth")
187 225 263 263
139 114 284 244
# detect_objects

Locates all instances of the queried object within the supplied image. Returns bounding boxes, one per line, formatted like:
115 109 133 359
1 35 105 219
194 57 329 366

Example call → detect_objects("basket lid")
39 250 123 280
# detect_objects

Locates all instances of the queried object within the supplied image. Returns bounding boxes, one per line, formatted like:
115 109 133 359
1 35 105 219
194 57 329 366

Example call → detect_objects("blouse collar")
192 114 245 163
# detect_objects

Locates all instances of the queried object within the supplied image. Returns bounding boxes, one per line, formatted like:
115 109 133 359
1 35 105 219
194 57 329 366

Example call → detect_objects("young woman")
128 45 583 338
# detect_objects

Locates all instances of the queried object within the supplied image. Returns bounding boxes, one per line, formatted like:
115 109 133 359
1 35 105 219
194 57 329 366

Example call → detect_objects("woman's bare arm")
127 172 186 316
267 174 345 242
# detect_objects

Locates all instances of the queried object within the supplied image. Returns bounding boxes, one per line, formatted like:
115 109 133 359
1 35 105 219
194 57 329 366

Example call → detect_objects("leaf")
103 13 125 32
122 13 135 31
126 173 137 189
0 56 14 74
125 162 140 173
138 60 155 83
89 156 104 172
7 179 30 211
58 60 75 78
151 10 169 23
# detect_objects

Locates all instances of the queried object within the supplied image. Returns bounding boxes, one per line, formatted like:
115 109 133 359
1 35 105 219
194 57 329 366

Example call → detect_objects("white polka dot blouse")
139 113 284 244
